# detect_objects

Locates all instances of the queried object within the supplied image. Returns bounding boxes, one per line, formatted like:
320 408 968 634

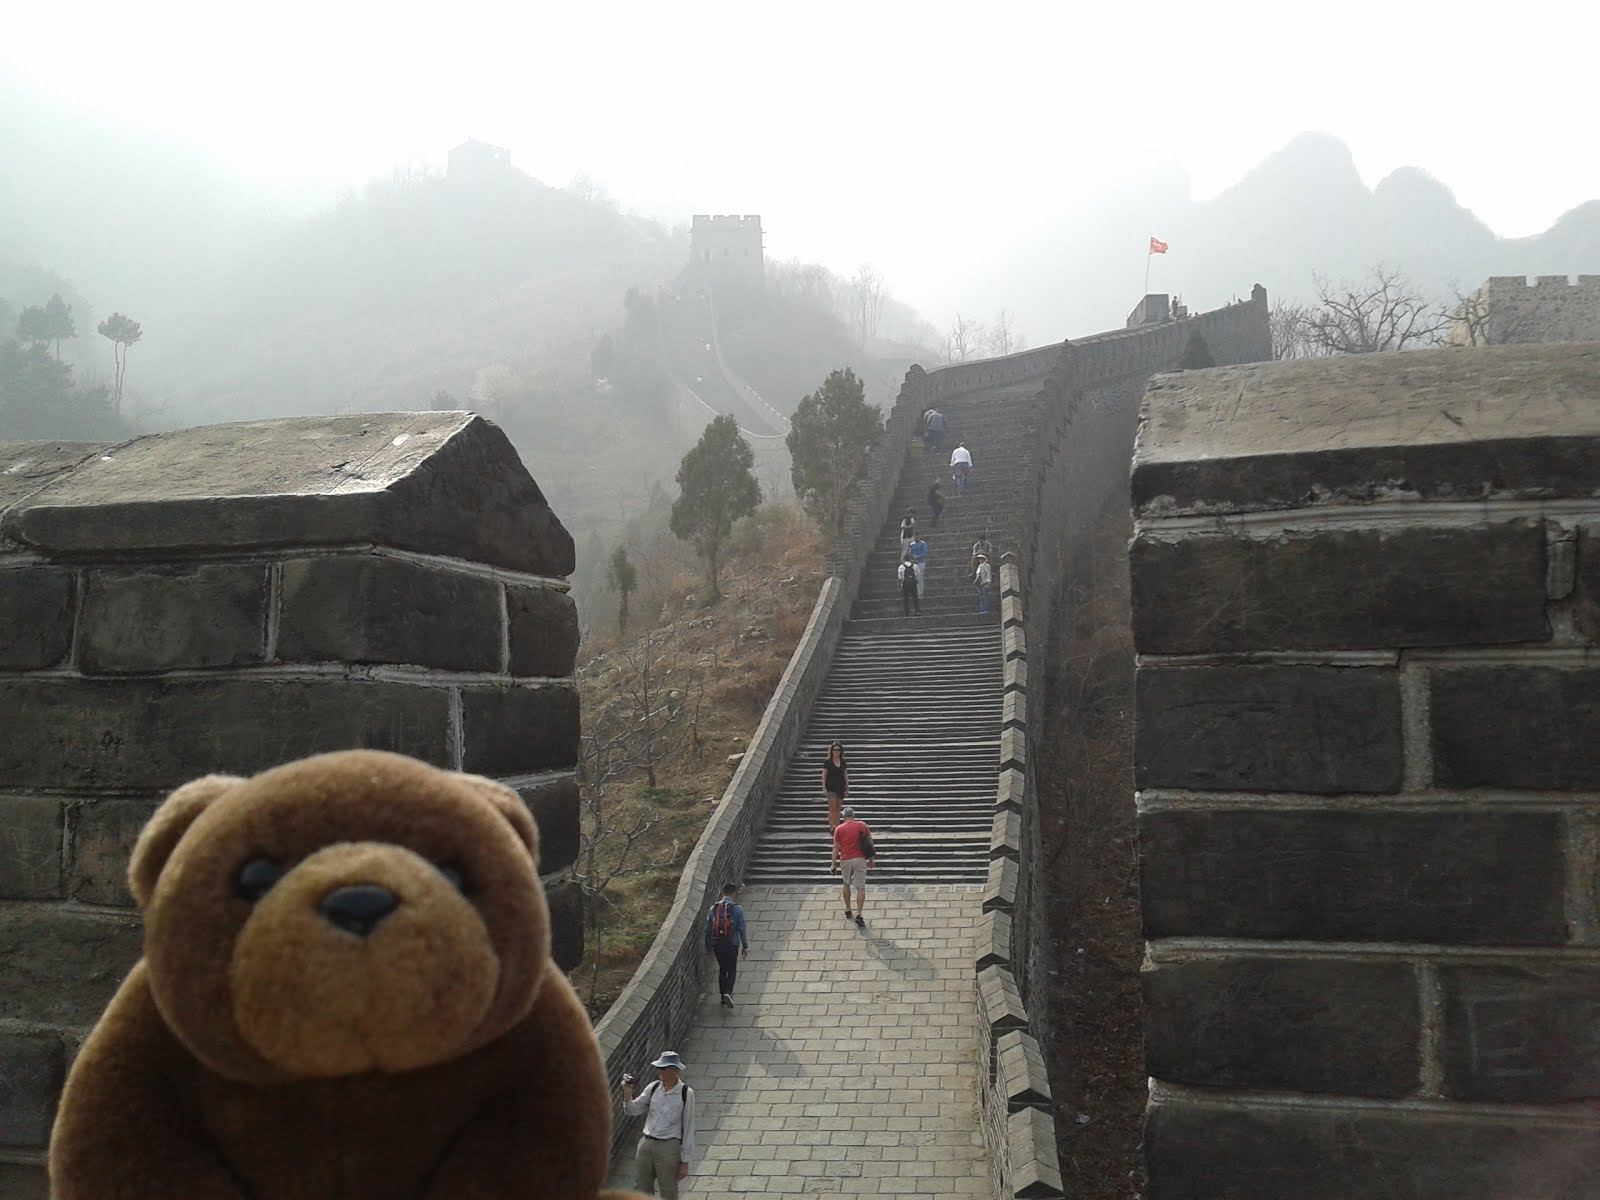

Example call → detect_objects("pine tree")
670 414 761 600
785 367 882 538
1178 330 1216 370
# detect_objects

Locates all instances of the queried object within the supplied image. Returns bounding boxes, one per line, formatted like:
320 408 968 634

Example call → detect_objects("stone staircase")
743 389 1038 886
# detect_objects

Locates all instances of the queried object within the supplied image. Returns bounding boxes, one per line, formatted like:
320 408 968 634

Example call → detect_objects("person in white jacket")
950 442 973 495
622 1051 696 1198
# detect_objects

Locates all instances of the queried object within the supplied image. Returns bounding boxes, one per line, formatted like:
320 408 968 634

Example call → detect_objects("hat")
651 1051 686 1070
976 552 988 560
841 805 856 819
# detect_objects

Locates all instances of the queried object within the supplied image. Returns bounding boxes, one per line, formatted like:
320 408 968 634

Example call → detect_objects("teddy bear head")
128 749 549 1085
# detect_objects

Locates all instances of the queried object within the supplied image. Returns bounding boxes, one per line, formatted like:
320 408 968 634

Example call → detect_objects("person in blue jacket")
704 882 749 1008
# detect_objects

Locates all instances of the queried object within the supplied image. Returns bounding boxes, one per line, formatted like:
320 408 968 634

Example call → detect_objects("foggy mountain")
979 133 1600 340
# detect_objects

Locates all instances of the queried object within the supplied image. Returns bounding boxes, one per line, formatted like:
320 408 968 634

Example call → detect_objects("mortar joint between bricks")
1416 960 1445 1097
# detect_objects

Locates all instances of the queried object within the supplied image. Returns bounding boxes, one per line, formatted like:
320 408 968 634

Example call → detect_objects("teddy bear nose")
319 885 400 936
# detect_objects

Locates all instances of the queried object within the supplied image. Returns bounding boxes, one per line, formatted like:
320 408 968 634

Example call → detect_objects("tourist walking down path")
622 1051 697 1199
823 742 850 863
898 558 920 617
926 479 945 527
704 883 749 1008
974 553 992 614
950 442 973 495
834 806 876 927
907 534 929 599
899 508 917 550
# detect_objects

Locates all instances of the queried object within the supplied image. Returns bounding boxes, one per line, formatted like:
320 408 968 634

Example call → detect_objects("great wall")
3 267 1600 1197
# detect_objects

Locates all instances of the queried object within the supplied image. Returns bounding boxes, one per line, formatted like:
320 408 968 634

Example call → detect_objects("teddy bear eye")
236 857 285 902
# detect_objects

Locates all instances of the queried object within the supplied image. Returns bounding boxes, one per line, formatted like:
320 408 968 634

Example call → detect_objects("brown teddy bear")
50 749 643 1199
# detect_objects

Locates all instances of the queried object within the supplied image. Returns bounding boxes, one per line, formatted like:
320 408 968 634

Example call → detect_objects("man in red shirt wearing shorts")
833 806 874 927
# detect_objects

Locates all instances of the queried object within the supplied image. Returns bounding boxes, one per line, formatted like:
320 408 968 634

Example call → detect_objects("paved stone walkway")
617 884 993 1198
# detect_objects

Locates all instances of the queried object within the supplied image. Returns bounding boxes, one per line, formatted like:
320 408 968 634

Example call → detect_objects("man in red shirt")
833 806 874 927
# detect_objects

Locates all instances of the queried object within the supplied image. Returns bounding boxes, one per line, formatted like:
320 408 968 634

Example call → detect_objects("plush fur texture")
49 750 641 1199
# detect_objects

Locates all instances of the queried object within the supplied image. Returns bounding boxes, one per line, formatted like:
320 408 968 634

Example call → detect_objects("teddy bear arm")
50 968 250 1200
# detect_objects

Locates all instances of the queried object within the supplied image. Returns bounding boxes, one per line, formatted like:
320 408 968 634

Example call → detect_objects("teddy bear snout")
318 885 400 937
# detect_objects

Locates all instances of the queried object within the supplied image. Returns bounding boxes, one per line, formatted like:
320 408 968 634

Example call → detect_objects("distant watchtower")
689 215 765 291
447 139 512 182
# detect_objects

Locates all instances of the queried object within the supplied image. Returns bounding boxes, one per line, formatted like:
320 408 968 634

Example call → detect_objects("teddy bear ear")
454 774 540 857
128 775 244 908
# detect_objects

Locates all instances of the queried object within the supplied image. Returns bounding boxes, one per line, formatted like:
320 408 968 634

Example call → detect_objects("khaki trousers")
634 1135 682 1199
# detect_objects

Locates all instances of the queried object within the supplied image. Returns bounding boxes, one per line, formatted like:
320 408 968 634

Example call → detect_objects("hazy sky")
5 0 1597 323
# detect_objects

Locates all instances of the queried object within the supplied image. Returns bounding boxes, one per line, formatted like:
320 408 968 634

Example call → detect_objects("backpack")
642 1081 692 1138
710 899 736 944
858 827 876 860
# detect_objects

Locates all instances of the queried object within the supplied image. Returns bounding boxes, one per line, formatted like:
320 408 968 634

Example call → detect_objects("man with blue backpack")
704 881 749 1008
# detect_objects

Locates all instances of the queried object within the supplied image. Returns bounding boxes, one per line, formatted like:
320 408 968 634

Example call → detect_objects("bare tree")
1304 264 1447 355
1444 278 1535 347
938 313 987 365
987 309 1018 356
1268 299 1318 361
848 264 887 348
612 626 692 789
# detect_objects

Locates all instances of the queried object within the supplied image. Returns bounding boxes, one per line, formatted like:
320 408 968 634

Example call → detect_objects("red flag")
1149 237 1168 255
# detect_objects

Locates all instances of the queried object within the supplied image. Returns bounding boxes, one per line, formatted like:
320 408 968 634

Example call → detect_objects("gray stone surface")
1431 666 1600 790
1145 1101 1600 1200
0 796 63 900
79 563 267 674
0 677 451 789
277 554 501 671
1140 810 1566 944
67 798 159 907
514 775 579 876
1131 522 1550 653
0 907 142 1026
0 1162 48 1199
1439 963 1600 1102
1 413 575 576
0 567 75 669
459 684 579 776
0 1029 65 1146
506 584 580 677
1136 665 1402 793
0 442 105 553
1579 525 1600 641
1143 957 1420 1095
1134 344 1600 515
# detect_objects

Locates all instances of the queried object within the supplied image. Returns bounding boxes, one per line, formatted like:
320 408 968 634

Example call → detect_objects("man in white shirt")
950 442 973 495
974 553 993 615
622 1051 696 1198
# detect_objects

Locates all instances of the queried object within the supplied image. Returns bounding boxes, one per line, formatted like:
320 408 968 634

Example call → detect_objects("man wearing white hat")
621 1050 696 1198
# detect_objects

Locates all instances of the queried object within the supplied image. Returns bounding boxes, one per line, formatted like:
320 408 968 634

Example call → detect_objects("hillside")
979 132 1600 339
571 504 824 1015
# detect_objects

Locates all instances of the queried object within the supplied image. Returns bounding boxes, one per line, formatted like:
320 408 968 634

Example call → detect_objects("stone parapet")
1131 344 1600 1197
0 413 580 1188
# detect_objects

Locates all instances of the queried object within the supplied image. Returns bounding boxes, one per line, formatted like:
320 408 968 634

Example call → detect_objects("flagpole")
1144 248 1151 298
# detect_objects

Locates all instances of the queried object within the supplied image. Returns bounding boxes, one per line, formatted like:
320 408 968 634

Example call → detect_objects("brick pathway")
616 884 993 1198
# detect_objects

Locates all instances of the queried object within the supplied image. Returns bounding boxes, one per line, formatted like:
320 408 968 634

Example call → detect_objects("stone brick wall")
0 413 581 1192
1480 274 1600 345
1130 344 1600 1198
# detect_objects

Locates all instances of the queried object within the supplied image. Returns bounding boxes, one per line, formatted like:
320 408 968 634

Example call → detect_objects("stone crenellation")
1459 273 1600 345
0 413 582 1192
1130 344 1600 1198
688 214 765 290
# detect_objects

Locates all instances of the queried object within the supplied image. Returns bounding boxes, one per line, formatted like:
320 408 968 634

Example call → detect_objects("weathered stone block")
995 767 1026 813
544 876 582 971
1 414 576 576
984 856 1019 913
79 563 267 673
0 567 75 669
1144 1100 1600 1200
277 555 501 672
1143 956 1420 1096
1578 525 1600 642
68 798 158 907
0 907 142 1026
1002 689 1026 729
1007 1106 1065 1199
514 775 579 876
997 1029 1053 1111
1432 667 1600 789
990 808 1021 860
0 796 63 899
1140 809 1565 944
1131 523 1549 654
999 726 1027 773
976 909 1013 970
459 684 579 776
1136 665 1402 793
1439 963 1600 1102
0 1030 64 1147
0 678 451 789
0 1162 48 1199
976 965 1026 1036
1004 625 1027 661
505 584 579 678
